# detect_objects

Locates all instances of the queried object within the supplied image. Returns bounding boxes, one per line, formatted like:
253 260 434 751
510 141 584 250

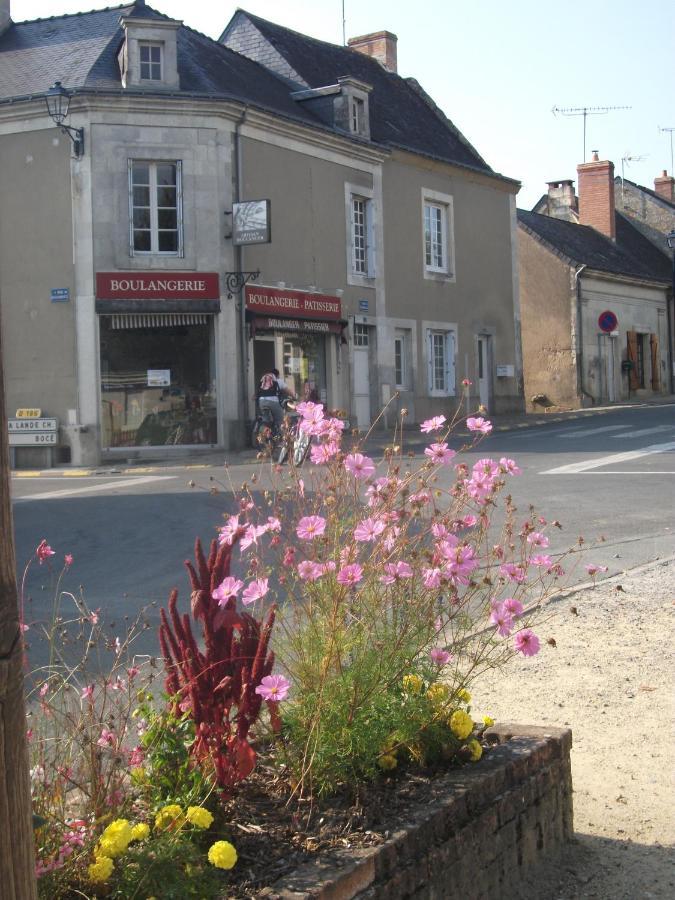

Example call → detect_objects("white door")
477 335 491 410
353 323 371 428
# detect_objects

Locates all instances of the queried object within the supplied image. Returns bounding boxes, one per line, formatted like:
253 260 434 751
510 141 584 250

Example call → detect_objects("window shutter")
427 332 433 392
626 331 639 390
650 334 660 390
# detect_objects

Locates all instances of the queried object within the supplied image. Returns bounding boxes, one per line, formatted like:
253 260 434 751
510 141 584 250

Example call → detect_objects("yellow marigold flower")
130 823 150 841
88 856 114 883
208 840 238 870
402 674 423 694
96 836 123 859
378 753 398 771
186 806 214 829
483 715 495 727
155 804 185 830
449 709 474 740
426 683 449 706
457 688 472 704
468 739 483 762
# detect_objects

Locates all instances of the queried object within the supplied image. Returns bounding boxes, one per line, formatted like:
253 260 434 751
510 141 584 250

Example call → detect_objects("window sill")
347 271 376 288
423 269 455 284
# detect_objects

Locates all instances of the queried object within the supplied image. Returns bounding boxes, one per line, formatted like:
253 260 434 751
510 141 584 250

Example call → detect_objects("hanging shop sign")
251 316 344 335
232 200 271 245
96 273 220 300
245 285 342 321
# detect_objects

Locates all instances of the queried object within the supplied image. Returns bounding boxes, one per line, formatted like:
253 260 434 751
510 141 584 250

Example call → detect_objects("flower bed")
256 724 573 900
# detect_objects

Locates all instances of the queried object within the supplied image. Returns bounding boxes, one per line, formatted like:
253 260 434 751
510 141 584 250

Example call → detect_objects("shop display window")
100 316 216 448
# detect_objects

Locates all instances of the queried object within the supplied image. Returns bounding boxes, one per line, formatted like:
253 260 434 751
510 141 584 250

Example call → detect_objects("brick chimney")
348 31 397 73
545 179 578 221
577 151 616 240
654 169 675 202
0 0 11 36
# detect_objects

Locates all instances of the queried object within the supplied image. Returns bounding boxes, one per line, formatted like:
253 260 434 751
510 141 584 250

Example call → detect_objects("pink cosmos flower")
530 554 553 568
473 458 500 478
240 523 269 552
242 578 269 605
266 516 281 532
255 674 291 702
354 517 387 542
462 514 478 527
344 453 376 480
420 415 446 433
218 514 241 546
430 647 452 666
310 441 340 465
462 378 472 387
212 576 244 604
283 547 296 566
39 683 49 698
422 567 442 589
128 745 145 767
380 561 413 584
431 522 450 540
514 629 540 657
89 609 100 625
296 515 327 541
502 598 524 618
80 684 94 702
126 666 140 680
297 560 324 581
64 554 73 567
20 622 29 633
337 563 364 586
320 561 336 575
410 489 432 506
585 563 609 577
527 532 549 548
36 540 55 564
466 416 493 435
110 676 126 692
499 457 522 476
490 605 514 637
295 401 324 424
97 728 115 748
437 535 459 557
500 563 527 584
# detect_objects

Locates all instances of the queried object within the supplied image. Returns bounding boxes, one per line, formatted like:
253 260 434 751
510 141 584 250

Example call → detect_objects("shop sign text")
253 316 344 335
246 285 341 321
96 272 220 300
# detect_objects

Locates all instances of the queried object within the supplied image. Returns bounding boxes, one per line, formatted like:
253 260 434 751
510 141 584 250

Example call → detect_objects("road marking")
611 425 673 439
14 475 176 501
557 425 627 438
541 441 675 474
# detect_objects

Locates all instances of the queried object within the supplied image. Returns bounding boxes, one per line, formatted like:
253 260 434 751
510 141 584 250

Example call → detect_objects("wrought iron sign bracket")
224 270 260 299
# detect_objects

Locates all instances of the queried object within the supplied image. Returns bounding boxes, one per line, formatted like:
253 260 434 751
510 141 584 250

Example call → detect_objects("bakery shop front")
95 272 221 450
245 285 345 411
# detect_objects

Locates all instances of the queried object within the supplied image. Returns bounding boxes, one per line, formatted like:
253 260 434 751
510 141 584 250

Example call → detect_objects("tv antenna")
620 152 647 202
658 126 675 176
552 105 631 162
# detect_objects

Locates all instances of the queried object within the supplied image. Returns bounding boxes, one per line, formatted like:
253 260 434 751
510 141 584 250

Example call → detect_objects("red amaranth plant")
159 537 276 793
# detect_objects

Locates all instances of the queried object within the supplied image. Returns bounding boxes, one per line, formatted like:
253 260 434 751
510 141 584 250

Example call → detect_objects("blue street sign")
358 299 369 311
51 288 70 302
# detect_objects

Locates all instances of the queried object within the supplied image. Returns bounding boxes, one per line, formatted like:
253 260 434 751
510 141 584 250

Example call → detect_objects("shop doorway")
252 332 327 406
253 337 276 399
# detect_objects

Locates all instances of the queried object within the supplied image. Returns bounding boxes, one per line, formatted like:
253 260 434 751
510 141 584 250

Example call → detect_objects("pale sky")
9 0 675 208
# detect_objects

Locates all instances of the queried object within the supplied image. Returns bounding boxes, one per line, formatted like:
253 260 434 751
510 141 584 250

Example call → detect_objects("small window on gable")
351 97 365 135
139 42 162 81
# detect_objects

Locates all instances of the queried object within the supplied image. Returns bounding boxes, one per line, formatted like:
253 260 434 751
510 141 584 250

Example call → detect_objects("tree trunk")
0 320 37 897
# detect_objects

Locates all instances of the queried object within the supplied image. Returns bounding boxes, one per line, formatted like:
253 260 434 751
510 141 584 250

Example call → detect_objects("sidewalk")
11 396 675 477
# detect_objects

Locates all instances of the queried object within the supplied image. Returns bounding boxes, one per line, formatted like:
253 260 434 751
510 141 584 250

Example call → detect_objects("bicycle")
277 402 311 466
251 398 296 461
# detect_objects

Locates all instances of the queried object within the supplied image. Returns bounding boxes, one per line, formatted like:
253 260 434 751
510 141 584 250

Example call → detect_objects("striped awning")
107 313 210 329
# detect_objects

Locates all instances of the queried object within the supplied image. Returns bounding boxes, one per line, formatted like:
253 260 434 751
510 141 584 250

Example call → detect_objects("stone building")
0 0 523 467
520 154 672 410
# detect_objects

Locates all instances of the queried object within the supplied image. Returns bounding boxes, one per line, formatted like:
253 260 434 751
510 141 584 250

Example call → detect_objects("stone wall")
262 724 573 900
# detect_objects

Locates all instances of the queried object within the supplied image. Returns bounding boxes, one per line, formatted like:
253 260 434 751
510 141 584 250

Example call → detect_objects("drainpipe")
233 107 249 440
573 264 594 406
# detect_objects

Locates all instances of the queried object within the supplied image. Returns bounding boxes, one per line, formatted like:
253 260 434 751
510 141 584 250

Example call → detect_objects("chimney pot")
577 153 616 240
654 169 675 202
348 30 398 73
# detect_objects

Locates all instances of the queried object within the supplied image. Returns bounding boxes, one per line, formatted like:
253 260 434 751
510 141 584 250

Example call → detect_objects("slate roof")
0 3 327 126
220 10 502 178
517 209 671 285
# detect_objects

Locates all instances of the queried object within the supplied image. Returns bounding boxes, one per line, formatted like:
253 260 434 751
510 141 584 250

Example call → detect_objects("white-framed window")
129 160 183 256
139 42 162 81
351 97 366 135
421 189 455 280
351 196 371 275
427 329 455 395
394 329 408 389
354 323 370 347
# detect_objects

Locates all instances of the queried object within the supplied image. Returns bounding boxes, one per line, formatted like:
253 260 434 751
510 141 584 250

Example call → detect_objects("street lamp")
45 82 84 157
667 229 675 394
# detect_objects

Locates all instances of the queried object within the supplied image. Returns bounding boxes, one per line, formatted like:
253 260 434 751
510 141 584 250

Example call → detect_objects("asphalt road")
11 402 675 669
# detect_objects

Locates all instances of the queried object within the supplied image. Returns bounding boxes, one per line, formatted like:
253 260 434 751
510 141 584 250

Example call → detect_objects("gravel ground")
475 557 675 900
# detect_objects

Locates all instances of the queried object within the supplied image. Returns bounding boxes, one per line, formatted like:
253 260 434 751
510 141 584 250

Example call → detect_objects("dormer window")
139 43 162 81
351 97 365 135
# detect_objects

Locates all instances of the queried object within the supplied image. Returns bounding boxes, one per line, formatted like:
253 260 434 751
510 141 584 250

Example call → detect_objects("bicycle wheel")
292 430 311 466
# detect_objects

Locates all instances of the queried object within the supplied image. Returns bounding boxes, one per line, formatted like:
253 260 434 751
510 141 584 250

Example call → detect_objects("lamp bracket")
224 270 260 298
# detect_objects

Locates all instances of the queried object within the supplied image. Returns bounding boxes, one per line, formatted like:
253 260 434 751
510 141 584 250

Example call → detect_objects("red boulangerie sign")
96 272 220 300
245 285 341 321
